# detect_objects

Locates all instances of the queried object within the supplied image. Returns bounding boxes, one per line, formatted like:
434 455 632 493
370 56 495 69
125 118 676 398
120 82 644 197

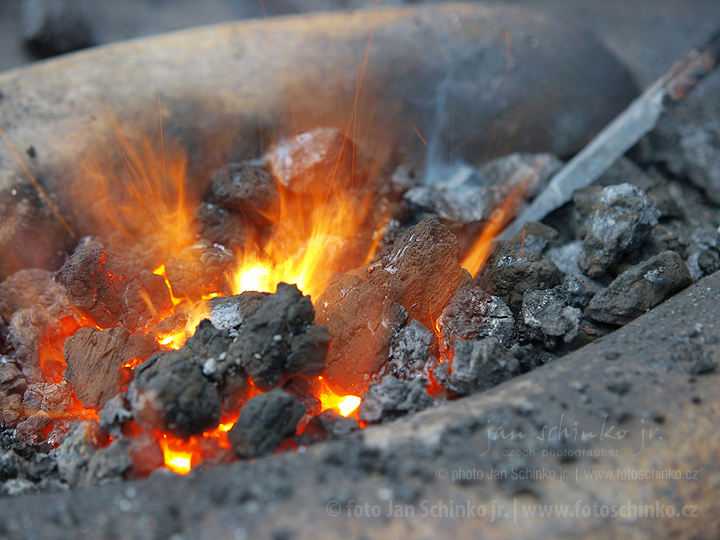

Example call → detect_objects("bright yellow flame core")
159 436 195 475
317 378 361 417
232 167 384 300
337 396 362 417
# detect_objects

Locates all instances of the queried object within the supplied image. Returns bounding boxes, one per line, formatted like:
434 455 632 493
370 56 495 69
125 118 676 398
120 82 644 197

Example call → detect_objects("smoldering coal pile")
0 121 716 496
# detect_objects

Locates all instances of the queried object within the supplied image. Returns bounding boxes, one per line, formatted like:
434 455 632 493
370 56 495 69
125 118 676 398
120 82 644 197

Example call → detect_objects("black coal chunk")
57 238 171 331
480 223 562 313
63 327 158 409
129 351 221 439
586 250 692 325
165 240 236 300
228 389 305 458
434 337 519 396
208 161 278 221
228 283 330 390
358 375 433 423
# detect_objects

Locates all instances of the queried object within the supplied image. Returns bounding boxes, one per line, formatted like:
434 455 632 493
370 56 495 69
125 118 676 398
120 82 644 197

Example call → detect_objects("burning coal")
0 119 540 481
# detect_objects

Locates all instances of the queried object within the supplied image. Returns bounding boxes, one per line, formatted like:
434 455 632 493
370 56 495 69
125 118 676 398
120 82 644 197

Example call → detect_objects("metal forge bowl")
2 4 715 540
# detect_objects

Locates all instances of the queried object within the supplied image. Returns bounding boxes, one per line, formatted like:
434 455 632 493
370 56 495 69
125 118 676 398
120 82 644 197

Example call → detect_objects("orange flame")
316 377 361 418
158 433 197 475
232 183 381 300
461 177 531 277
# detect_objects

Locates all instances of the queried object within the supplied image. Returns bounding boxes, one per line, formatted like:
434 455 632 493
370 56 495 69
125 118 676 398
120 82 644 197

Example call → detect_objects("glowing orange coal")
316 377 361 418
23 112 531 476
58 121 380 473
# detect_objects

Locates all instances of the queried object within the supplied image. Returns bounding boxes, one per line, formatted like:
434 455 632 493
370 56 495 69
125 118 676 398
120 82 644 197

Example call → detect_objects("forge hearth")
1 3 720 540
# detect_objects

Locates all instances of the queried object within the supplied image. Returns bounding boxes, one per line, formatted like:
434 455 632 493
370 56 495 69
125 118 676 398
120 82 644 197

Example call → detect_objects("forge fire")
0 123 539 481
0 101 715 494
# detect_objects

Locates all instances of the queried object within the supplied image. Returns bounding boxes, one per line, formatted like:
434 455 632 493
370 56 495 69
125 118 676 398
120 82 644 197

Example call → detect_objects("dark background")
1 0 720 87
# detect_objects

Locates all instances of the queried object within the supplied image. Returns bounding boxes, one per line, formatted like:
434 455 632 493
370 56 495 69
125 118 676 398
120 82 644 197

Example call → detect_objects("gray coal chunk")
57 238 172 332
0 427 57 489
482 223 562 312
165 240 236 300
181 319 234 365
228 389 305 459
63 327 158 409
683 222 720 282
657 121 720 206
522 288 582 346
53 421 105 485
129 351 221 439
228 283 325 390
546 241 583 276
169 319 251 416
208 291 268 330
586 250 692 325
98 395 133 436
266 128 373 194
561 274 601 309
358 375 433 423
316 409 359 439
383 319 433 381
405 153 561 226
208 161 278 220
284 325 332 377
195 202 248 249
404 165 494 224
578 184 660 277
435 337 519 396
22 0 95 58
84 437 132 485
438 286 514 349
479 152 562 200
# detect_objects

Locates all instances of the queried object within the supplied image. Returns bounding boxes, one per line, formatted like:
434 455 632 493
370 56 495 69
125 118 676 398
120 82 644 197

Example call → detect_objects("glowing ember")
158 434 195 475
461 173 533 276
337 396 362 417
317 377 361 417
16 115 532 479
